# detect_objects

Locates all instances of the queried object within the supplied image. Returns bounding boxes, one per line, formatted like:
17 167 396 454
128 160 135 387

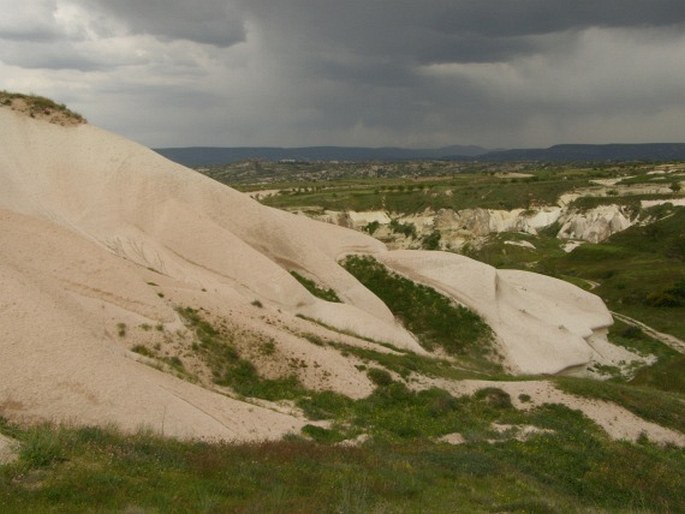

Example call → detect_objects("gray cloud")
1 1 684 148
76 0 247 47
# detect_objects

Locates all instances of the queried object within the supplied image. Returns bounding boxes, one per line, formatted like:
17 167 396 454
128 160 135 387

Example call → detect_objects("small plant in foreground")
19 424 68 467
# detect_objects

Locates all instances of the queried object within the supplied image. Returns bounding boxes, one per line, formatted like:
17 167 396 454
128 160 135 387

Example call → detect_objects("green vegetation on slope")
177 307 306 401
290 271 341 302
555 377 685 434
341 255 497 370
260 171 593 213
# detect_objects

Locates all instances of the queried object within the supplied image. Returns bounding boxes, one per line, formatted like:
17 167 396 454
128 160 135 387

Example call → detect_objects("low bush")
367 367 393 387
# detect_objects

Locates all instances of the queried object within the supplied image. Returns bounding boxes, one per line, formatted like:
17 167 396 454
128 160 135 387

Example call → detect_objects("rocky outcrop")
557 205 634 244
303 202 636 250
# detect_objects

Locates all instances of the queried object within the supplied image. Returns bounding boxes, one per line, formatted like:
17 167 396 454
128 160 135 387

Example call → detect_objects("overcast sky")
1 1 685 149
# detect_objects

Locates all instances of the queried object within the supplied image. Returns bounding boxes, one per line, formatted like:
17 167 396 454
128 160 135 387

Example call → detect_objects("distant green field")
260 172 593 212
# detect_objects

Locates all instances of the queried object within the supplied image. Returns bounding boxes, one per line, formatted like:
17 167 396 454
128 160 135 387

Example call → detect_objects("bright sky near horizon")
1 1 684 149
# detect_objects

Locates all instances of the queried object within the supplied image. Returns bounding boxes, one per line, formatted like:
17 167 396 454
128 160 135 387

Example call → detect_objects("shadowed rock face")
0 105 627 439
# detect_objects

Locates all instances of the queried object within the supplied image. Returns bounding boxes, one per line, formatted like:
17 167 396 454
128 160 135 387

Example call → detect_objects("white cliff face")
557 205 634 244
303 202 635 249
376 250 630 375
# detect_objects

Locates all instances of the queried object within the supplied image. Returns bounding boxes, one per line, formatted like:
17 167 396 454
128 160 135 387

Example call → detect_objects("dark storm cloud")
2 1 685 147
77 0 247 47
243 0 685 64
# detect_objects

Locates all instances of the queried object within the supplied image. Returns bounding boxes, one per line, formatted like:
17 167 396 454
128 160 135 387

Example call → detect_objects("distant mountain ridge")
155 143 685 166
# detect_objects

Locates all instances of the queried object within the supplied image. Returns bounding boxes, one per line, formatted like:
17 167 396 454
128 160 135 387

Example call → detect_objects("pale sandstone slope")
0 108 417 439
0 108 417 350
0 107 632 439
376 250 616 374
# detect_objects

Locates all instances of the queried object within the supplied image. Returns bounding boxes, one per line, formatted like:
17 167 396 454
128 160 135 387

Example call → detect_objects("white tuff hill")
0 107 631 441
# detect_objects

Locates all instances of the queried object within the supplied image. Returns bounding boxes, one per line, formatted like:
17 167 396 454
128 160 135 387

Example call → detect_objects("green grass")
177 306 307 401
325 340 501 382
260 171 592 213
631 354 685 394
463 232 566 270
290 271 341 302
555 377 685 434
2 399 684 513
341 255 497 371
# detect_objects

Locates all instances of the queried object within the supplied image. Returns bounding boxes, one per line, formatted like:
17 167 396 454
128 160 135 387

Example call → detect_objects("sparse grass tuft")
0 90 86 124
131 345 154 358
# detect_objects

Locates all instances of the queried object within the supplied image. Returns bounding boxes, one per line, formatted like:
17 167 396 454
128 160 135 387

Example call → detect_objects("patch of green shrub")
421 230 441 250
20 424 69 467
363 220 380 235
341 255 496 370
367 368 393 387
389 219 417 238
290 271 341 302
644 279 685 307
301 424 345 444
131 345 154 358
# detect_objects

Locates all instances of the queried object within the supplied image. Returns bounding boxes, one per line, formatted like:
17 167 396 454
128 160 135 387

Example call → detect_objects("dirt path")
611 311 685 354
